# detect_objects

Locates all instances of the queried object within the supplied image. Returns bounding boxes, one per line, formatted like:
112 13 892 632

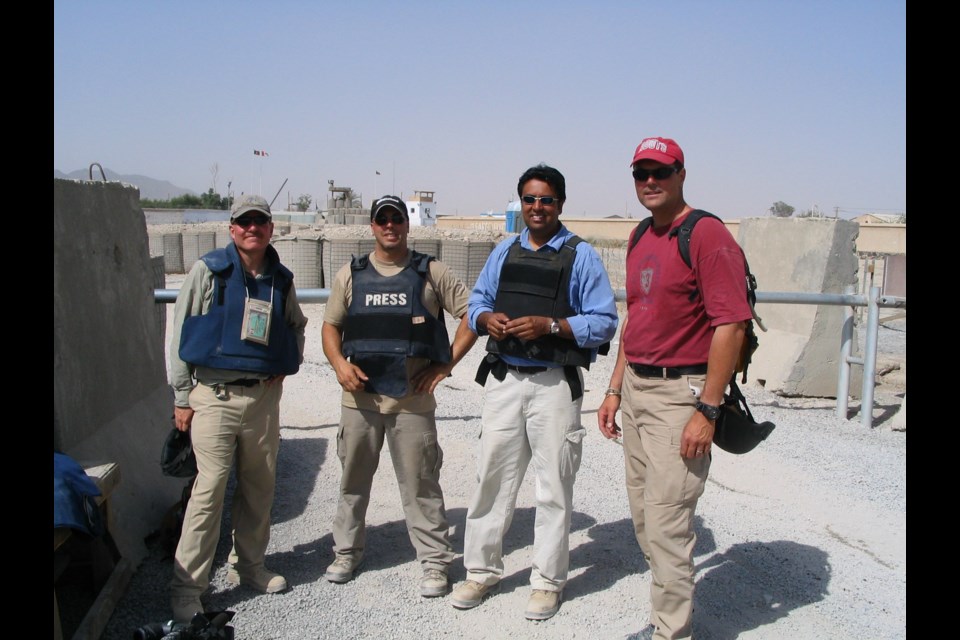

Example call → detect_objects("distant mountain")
53 168 196 202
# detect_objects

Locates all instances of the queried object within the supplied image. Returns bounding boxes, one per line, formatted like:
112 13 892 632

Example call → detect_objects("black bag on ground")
713 379 776 454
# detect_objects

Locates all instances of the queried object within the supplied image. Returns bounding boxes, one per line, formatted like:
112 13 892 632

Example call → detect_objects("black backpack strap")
627 217 654 256
668 209 722 269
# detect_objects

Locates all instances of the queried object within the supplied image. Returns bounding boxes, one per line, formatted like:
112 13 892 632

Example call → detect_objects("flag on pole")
254 149 269 157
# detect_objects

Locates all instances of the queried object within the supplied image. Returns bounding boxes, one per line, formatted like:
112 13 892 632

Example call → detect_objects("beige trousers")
331 406 453 570
621 370 710 640
171 381 282 596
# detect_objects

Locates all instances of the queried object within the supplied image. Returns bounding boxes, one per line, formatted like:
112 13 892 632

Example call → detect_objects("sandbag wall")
147 231 499 293
441 239 495 290
321 237 377 287
272 234 323 289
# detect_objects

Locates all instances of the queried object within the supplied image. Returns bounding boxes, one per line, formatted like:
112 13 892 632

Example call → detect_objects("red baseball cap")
630 137 684 166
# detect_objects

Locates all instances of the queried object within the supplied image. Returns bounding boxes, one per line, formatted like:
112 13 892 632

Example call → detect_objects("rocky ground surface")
95 271 906 640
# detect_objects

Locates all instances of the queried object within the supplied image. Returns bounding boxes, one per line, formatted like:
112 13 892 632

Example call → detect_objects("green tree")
769 201 795 217
142 190 229 210
296 194 313 212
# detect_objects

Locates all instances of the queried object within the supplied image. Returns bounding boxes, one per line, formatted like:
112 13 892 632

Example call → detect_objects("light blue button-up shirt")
468 225 619 367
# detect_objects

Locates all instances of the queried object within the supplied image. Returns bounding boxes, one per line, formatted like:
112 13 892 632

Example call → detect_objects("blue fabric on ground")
54 452 105 537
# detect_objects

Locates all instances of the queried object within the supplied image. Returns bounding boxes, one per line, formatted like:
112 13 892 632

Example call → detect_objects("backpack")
627 209 766 383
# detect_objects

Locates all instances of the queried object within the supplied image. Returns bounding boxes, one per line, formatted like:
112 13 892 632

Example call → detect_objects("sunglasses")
521 195 558 205
373 212 407 226
233 214 271 227
632 166 679 182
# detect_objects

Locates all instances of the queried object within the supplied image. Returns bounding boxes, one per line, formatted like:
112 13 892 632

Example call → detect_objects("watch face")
697 402 720 420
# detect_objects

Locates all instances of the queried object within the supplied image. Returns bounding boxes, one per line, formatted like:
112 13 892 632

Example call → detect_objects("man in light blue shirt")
450 164 618 621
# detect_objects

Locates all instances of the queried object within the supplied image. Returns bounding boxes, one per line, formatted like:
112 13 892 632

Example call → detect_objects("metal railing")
153 285 906 428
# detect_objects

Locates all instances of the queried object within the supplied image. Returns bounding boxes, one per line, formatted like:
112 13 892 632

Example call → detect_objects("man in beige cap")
168 194 307 623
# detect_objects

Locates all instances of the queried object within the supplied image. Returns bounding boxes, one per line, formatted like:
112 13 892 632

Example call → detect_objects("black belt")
223 379 262 387
629 363 708 379
506 364 549 375
475 355 582 401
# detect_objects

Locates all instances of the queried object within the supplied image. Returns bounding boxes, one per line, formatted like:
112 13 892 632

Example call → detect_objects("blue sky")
54 1 905 219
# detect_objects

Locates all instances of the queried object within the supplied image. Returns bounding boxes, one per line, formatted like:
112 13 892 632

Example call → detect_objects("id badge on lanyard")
241 276 274 346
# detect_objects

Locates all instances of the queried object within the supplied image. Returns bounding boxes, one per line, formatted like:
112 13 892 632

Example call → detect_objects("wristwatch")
549 319 561 335
695 401 721 421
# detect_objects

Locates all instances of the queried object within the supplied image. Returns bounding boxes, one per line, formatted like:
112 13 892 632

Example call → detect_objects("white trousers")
463 367 585 591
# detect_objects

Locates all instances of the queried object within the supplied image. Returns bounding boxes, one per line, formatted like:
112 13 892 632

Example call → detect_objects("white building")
406 190 437 226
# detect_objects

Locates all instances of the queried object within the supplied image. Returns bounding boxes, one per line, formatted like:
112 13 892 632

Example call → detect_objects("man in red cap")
597 138 753 640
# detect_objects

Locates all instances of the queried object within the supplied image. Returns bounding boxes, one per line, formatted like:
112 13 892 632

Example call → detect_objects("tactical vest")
484 236 593 368
341 251 451 398
179 243 300 375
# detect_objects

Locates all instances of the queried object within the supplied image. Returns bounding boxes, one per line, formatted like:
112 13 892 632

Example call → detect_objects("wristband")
604 388 622 397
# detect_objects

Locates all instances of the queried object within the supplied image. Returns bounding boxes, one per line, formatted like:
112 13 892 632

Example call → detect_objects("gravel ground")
99 276 906 640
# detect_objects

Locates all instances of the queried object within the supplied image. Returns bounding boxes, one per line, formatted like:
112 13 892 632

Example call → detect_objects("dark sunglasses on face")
233 214 271 227
632 166 679 182
521 195 558 205
374 212 407 226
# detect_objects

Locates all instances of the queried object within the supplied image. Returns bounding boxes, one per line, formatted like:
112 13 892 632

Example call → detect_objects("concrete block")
54 178 181 565
738 217 862 397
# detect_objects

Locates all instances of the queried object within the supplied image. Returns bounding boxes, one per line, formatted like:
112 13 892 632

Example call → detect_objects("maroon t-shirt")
623 213 753 367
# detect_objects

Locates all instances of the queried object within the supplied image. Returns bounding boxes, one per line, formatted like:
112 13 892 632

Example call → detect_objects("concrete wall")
738 217 863 397
55 179 182 565
436 215 906 256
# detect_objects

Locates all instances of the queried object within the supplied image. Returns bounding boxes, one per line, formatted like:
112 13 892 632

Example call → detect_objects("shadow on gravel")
272 434 328 524
692 540 831 639
565 517 648 601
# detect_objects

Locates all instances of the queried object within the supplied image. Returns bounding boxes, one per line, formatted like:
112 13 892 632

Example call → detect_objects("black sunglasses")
373 212 407 226
521 195 558 205
233 214 271 227
632 166 679 182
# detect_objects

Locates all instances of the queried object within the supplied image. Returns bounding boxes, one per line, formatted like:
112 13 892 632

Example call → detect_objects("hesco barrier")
148 232 164 258
272 235 323 288
215 229 232 248
322 238 377 287
181 230 216 272
595 246 627 290
410 238 442 261
441 238 495 289
161 233 183 274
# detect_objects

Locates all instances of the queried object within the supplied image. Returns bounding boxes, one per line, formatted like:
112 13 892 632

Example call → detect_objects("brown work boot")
450 579 500 609
524 589 562 620
226 566 288 593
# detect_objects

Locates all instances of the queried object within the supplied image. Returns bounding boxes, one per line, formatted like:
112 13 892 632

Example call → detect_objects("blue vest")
485 236 593 367
342 251 451 397
178 243 300 375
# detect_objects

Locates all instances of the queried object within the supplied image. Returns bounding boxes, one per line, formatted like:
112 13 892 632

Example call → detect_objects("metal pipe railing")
154 286 906 427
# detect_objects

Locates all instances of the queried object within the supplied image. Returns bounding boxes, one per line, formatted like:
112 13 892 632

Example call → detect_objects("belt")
629 363 708 379
223 379 263 387
505 364 549 375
